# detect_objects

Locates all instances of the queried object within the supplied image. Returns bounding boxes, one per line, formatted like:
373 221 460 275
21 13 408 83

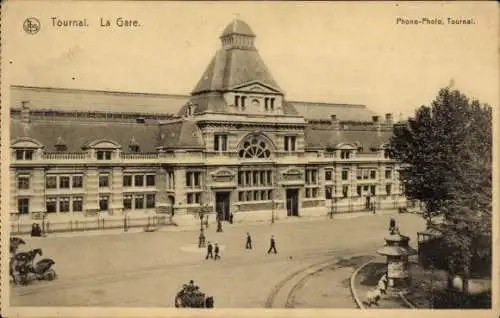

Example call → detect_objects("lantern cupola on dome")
220 19 256 50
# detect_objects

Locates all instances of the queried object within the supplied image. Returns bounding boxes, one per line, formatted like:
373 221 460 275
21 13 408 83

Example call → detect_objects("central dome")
221 19 255 37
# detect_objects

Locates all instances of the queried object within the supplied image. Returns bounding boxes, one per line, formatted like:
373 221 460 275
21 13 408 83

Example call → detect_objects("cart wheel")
47 270 56 281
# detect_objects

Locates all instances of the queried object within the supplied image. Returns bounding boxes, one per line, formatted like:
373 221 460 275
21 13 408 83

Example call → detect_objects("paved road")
10 213 425 308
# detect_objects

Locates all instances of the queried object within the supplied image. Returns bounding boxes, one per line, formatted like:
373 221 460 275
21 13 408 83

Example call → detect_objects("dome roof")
221 19 255 37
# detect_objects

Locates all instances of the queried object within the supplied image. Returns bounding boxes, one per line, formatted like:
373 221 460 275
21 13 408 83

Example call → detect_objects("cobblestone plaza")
11 213 426 308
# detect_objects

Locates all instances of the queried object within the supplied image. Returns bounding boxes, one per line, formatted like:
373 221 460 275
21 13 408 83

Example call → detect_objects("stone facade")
9 19 407 227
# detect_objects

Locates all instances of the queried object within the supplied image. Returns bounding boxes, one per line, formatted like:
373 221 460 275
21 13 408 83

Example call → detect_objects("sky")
2 1 498 118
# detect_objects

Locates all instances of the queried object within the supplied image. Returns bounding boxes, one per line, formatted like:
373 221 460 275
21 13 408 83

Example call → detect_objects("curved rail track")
265 252 375 308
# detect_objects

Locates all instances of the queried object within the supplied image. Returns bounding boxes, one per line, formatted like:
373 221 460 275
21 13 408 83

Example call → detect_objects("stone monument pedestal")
377 228 417 293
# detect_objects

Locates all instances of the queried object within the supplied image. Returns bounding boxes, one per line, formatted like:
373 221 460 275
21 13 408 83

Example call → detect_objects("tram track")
12 246 368 298
265 251 375 308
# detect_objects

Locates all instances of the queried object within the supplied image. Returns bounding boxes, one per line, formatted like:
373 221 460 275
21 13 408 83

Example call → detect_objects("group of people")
30 223 43 237
205 232 278 260
244 232 277 253
205 242 221 260
180 280 202 295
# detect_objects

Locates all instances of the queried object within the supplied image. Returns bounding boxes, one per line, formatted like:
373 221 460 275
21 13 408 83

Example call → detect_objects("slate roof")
221 19 255 37
157 120 205 149
192 48 283 95
304 125 392 150
11 114 390 152
12 85 376 121
11 85 188 115
11 118 159 152
177 93 227 115
290 101 378 122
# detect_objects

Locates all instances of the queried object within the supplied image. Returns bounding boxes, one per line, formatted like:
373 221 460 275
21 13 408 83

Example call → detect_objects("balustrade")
42 152 87 160
120 152 159 160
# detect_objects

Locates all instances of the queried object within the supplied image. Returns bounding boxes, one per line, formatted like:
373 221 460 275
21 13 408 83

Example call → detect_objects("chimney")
330 114 339 132
385 113 393 124
372 115 382 137
21 101 31 123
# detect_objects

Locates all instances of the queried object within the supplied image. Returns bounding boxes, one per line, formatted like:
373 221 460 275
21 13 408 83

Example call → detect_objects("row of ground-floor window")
16 193 157 214
15 192 403 220
15 183 397 214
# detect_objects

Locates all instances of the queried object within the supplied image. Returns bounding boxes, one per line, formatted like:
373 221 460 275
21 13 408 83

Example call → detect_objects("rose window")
238 137 271 159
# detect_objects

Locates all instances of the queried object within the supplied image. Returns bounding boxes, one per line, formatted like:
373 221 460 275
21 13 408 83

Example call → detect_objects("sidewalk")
12 209 401 240
350 258 411 309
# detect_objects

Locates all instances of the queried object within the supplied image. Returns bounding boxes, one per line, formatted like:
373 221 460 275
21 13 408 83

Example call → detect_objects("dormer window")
55 144 67 152
12 137 43 161
340 150 351 159
235 95 240 107
16 149 34 160
381 144 391 159
129 137 140 152
55 137 67 152
129 145 140 152
384 149 391 159
96 150 112 160
85 139 120 160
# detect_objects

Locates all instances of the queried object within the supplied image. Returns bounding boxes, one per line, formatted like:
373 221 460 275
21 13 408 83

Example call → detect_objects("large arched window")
238 136 271 159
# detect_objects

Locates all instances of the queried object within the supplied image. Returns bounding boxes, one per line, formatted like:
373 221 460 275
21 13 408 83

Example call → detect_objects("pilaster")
31 168 46 214
156 167 169 214
10 168 18 214
84 167 99 214
111 167 123 215
174 166 187 215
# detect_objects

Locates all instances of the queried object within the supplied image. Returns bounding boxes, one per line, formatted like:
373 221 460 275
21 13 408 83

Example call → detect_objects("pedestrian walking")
389 217 396 234
229 212 234 224
245 232 252 249
214 243 221 260
267 235 277 254
216 220 223 232
205 241 213 260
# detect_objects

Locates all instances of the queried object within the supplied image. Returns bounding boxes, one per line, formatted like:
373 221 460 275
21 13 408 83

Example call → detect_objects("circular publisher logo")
23 17 41 35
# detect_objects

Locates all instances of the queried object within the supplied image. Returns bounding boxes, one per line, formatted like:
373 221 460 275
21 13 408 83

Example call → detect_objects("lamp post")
198 204 207 248
271 163 276 224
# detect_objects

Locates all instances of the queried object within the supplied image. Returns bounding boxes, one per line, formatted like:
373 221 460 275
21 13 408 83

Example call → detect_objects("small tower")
377 228 417 293
219 19 256 50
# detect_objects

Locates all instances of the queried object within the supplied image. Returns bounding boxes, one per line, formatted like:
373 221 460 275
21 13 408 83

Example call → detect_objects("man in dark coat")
214 243 221 260
267 235 277 254
205 242 213 260
245 232 252 249
31 223 41 237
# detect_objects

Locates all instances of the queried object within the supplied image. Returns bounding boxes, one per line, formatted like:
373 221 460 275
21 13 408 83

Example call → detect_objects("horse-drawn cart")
174 281 214 308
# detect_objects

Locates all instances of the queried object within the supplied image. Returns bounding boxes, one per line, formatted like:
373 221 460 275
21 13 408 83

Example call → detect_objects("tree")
388 88 492 295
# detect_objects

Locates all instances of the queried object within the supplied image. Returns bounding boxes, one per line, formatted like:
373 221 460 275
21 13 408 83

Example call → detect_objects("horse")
10 237 26 255
10 248 43 285
205 296 214 308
